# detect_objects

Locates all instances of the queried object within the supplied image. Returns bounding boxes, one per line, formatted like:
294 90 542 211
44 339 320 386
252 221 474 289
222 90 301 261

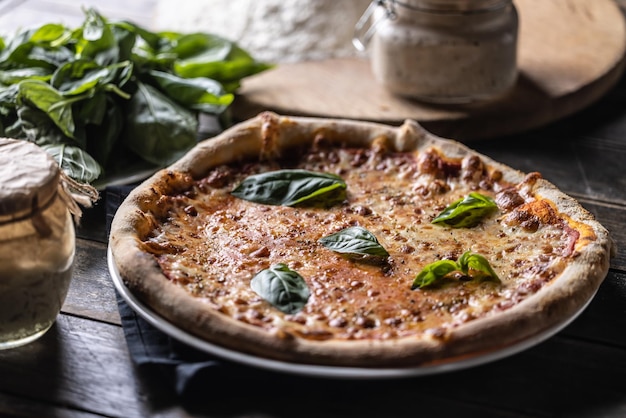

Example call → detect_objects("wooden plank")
180 384 528 418
472 120 626 208
0 315 151 417
0 392 104 418
419 336 626 418
64 238 120 325
0 314 198 418
563 271 626 347
76 201 109 244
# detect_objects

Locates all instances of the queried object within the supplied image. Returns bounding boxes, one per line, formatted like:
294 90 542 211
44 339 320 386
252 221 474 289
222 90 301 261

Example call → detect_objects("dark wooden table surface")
1 1 626 417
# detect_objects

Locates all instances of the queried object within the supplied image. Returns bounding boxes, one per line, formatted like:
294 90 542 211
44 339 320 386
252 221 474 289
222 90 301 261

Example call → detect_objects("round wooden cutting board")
232 0 626 140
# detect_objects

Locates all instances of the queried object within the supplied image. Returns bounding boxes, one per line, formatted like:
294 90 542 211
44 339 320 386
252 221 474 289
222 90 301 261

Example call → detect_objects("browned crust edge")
109 112 613 368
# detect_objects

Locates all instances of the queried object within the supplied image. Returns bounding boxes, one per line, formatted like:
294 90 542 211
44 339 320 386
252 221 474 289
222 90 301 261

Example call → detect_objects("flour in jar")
0 265 73 345
368 0 519 103
0 191 75 349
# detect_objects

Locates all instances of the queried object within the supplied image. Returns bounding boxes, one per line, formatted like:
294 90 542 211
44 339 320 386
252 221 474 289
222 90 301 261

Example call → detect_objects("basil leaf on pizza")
458 251 500 282
231 169 346 206
250 263 310 314
319 226 389 258
432 192 497 228
412 252 499 289
411 259 459 289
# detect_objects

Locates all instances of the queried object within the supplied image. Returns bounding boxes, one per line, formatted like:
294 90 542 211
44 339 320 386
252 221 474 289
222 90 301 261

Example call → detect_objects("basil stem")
250 263 310 314
319 226 389 258
231 169 347 206
412 251 499 289
432 192 497 228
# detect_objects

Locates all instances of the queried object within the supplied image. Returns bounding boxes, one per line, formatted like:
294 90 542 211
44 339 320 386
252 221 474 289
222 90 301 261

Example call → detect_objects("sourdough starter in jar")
0 139 76 349
361 0 518 103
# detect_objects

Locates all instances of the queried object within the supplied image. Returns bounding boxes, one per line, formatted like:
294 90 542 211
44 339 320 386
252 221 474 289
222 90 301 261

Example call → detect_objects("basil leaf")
0 28 74 70
114 20 161 50
30 23 68 44
122 81 198 166
458 251 500 282
75 91 107 126
41 143 102 183
231 169 347 206
26 46 75 70
75 8 122 66
51 60 133 98
411 260 459 290
84 95 123 165
0 28 73 70
161 32 231 61
5 106 66 145
0 68 52 85
412 252 500 289
432 192 497 228
0 30 33 67
148 70 233 114
319 226 389 258
17 79 86 140
250 263 310 314
168 33 273 90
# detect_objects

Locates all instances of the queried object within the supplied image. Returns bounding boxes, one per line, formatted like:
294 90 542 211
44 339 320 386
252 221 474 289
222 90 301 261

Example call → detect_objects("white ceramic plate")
107 247 591 379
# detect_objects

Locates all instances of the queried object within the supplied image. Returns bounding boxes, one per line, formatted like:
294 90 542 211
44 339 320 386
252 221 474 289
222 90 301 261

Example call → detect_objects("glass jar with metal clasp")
354 0 519 104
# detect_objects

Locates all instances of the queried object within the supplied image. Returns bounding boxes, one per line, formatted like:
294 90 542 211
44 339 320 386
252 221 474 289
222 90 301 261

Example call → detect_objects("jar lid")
0 138 60 218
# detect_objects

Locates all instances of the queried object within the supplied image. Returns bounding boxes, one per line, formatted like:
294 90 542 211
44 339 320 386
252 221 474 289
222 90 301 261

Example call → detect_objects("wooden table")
1 2 626 418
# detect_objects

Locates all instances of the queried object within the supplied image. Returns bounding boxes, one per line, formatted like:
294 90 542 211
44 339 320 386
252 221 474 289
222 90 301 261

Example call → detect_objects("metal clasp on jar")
353 0 397 51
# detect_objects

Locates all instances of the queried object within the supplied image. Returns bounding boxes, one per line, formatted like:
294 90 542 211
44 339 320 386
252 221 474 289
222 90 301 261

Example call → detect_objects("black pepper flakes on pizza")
109 112 614 368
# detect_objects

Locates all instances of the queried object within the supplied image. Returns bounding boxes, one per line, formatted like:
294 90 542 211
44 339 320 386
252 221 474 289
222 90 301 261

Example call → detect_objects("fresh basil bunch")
0 8 272 184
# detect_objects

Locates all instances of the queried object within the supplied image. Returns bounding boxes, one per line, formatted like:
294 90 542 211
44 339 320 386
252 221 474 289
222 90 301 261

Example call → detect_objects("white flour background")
153 0 371 62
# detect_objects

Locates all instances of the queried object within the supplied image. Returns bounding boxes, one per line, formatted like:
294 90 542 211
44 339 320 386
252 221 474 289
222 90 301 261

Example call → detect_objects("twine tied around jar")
58 170 100 224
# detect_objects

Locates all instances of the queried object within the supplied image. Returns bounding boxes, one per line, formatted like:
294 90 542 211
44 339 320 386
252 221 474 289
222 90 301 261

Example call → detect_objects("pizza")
109 112 614 368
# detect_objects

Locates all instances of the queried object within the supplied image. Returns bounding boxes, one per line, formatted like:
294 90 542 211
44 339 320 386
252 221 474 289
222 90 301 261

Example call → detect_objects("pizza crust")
109 112 613 367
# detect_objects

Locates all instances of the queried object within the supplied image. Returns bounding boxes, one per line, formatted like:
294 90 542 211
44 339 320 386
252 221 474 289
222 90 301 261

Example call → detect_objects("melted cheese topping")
143 144 585 341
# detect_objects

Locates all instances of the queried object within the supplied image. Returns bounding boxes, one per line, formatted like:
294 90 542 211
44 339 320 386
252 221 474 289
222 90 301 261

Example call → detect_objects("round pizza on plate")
109 112 614 369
